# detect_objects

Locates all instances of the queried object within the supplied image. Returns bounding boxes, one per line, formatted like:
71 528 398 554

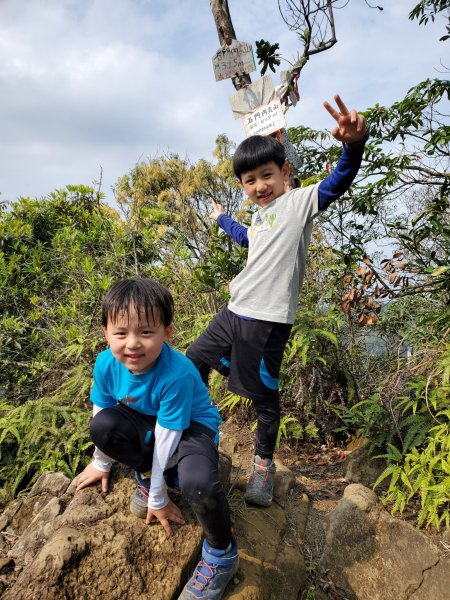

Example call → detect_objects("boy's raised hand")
146 499 185 537
209 200 224 222
323 94 366 144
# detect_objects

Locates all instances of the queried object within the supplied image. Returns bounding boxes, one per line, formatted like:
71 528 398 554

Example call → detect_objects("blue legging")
90 404 232 549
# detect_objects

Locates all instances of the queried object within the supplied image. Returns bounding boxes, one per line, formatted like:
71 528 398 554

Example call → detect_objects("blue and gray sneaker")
244 455 276 507
129 471 151 519
179 538 239 599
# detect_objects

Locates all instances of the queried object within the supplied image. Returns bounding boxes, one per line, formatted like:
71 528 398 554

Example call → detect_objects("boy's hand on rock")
76 463 109 492
209 200 224 221
323 94 366 144
146 500 185 537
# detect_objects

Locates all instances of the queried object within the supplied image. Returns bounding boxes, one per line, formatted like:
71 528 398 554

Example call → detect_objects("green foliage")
218 392 251 413
0 397 91 508
255 39 281 75
372 343 450 529
276 416 319 448
286 309 339 367
409 0 450 41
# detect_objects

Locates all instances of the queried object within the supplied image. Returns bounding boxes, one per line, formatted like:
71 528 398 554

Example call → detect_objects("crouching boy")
76 278 238 599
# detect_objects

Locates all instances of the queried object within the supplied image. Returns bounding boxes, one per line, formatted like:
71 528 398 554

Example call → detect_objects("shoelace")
249 459 270 485
191 560 217 591
137 483 149 497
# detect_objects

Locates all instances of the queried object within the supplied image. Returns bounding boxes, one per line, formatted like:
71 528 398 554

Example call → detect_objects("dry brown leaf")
343 274 353 286
341 301 350 313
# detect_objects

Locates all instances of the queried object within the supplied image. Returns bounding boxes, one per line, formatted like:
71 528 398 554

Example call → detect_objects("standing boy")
76 279 238 599
187 95 368 507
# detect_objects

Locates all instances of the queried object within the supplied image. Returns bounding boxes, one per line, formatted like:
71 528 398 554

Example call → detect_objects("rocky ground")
220 418 354 600
1 417 449 600
220 417 450 600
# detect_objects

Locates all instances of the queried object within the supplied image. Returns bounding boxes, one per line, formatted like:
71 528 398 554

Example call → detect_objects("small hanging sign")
212 40 256 81
242 98 286 137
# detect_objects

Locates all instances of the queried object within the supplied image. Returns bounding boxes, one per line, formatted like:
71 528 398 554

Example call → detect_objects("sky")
0 0 447 205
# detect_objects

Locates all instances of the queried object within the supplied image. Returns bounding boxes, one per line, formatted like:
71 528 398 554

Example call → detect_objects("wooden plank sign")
212 40 256 81
242 98 286 137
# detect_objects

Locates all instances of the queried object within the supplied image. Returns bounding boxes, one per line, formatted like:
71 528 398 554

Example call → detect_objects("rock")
273 460 296 507
219 451 233 492
28 472 71 498
1 469 203 600
344 443 386 486
1 463 307 600
319 483 450 600
442 527 450 545
225 492 306 600
289 493 310 542
219 433 238 456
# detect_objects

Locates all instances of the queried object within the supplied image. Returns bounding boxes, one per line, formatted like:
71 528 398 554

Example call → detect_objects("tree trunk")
209 0 251 90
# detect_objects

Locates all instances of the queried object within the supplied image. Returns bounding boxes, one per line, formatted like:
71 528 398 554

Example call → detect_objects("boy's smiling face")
240 160 290 208
103 305 172 374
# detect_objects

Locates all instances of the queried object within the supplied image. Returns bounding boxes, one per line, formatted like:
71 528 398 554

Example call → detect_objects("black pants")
90 403 232 549
186 307 292 459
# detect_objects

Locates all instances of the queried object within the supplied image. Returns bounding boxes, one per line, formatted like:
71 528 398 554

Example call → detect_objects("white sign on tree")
212 40 256 81
242 98 286 137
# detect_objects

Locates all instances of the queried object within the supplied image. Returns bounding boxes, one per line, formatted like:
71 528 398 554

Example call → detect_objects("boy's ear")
282 161 290 180
164 324 174 340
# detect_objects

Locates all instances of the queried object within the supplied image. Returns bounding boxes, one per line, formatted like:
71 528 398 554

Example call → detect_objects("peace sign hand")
323 94 366 144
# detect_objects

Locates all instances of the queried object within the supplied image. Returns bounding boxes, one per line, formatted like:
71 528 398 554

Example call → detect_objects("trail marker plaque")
212 40 256 81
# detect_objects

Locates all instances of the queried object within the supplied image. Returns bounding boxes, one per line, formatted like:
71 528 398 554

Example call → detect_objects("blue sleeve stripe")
259 357 279 390
318 142 365 211
217 214 249 247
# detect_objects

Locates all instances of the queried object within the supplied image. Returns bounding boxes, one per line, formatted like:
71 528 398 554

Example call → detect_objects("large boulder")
0 466 202 600
319 484 450 600
0 459 307 600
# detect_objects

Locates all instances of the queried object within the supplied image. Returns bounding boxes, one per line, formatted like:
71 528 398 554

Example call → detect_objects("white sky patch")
0 0 447 203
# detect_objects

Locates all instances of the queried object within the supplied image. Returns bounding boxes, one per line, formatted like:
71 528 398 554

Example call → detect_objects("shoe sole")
244 492 272 507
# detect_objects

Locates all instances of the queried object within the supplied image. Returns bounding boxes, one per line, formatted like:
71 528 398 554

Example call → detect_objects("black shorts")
186 307 292 402
90 402 219 478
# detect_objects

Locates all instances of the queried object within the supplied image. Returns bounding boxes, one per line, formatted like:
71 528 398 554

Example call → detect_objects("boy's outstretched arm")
146 423 185 537
210 200 249 248
317 95 368 211
76 405 113 493
323 94 366 144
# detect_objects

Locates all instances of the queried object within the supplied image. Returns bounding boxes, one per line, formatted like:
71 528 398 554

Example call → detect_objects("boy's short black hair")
102 279 174 328
232 135 286 180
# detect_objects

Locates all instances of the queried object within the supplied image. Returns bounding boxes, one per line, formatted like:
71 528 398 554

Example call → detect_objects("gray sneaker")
244 455 276 507
130 472 150 519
